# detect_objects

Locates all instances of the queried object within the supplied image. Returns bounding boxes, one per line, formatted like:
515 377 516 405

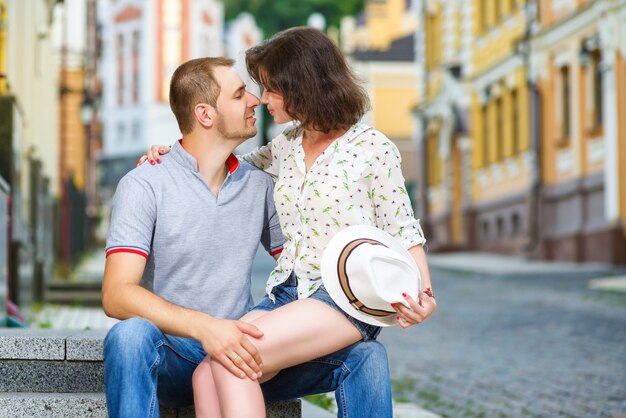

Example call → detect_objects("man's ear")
194 103 216 129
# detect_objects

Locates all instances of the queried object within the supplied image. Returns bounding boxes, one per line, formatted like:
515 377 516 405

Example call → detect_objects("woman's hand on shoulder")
392 289 437 329
136 144 172 167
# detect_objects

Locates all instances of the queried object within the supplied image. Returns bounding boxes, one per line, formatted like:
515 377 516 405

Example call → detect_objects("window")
116 121 126 145
511 213 521 236
482 104 489 166
131 120 141 142
496 96 504 160
494 0 502 23
426 11 442 70
511 89 519 155
132 31 140 103
559 66 571 145
482 220 490 239
496 216 504 237
427 129 442 186
590 50 603 131
480 0 489 33
117 33 124 105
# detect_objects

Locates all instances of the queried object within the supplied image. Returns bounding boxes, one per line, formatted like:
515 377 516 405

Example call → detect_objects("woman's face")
260 87 292 124
258 71 293 124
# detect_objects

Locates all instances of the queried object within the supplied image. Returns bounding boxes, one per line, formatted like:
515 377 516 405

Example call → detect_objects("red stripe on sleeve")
106 248 149 259
269 248 283 256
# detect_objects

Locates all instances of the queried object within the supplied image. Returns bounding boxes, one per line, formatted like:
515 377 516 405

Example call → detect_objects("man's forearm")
103 283 208 341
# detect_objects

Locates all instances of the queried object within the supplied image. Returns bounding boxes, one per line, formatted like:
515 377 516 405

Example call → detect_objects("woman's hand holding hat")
392 289 437 328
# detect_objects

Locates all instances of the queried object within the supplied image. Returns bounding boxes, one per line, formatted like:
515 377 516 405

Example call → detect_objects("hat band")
337 238 396 318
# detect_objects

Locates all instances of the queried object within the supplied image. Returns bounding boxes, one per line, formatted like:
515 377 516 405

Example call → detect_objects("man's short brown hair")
169 57 235 134
246 27 370 133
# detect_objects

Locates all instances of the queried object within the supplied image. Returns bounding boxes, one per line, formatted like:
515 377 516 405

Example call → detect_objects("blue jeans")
104 317 392 418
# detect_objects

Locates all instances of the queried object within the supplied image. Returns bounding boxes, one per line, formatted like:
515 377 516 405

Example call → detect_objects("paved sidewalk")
589 275 626 293
428 251 615 277
428 252 626 297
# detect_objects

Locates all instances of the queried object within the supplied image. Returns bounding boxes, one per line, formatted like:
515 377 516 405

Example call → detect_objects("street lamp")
80 95 94 126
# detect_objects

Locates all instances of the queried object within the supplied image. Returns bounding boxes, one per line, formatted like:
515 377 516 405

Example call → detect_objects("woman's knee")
192 359 213 385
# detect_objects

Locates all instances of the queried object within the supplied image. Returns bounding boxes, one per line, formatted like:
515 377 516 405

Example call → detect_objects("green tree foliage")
224 0 366 38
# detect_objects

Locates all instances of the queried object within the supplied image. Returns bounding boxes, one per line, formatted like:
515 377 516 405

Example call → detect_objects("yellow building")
412 1 470 250
341 0 420 185
531 0 626 263
412 0 532 253
413 0 626 263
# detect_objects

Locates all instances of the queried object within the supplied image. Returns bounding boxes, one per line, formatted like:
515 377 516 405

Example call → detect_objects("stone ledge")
0 330 70 360
66 330 107 361
0 393 301 418
0 329 116 361
0 330 302 417
0 360 103 392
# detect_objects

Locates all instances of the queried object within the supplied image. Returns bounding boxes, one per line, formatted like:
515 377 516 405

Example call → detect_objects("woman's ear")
194 103 216 129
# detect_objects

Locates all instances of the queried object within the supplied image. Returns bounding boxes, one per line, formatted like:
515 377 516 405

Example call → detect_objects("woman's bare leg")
192 357 221 418
210 300 362 417
209 310 269 418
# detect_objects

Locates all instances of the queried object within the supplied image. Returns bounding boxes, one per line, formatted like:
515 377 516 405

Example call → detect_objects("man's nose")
247 91 261 107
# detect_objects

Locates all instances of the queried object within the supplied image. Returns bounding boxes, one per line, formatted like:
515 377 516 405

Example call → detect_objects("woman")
141 27 436 417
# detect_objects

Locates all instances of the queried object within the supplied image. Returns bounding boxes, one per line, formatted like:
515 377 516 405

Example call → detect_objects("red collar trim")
177 139 239 174
226 153 239 174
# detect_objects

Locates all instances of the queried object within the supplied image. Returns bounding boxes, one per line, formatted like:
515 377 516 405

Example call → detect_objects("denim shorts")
252 274 381 341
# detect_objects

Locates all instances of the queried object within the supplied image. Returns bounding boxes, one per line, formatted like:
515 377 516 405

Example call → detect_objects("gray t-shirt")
106 141 285 320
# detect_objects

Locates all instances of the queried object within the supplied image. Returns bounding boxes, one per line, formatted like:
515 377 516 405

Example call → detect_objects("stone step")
0 330 302 416
0 329 107 361
0 393 301 418
0 360 103 392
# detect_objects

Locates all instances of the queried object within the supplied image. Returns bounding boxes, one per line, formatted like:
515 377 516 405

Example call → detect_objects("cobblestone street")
379 265 626 418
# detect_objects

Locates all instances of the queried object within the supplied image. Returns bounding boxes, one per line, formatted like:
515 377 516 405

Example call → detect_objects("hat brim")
321 225 421 327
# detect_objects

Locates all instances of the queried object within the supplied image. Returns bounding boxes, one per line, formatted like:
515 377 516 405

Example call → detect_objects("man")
103 57 392 417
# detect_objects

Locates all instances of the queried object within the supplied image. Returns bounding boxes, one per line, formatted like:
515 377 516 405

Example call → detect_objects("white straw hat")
321 225 421 327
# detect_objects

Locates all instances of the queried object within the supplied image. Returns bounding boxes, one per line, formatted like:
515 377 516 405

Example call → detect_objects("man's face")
214 66 260 141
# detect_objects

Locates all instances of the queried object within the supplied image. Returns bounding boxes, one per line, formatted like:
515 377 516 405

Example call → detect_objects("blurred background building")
342 0 421 199
98 0 224 199
406 0 626 264
1 0 60 325
1 0 625 326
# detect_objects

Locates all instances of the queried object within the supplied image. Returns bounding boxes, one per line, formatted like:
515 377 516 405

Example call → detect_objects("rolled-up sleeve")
260 175 286 256
370 142 426 249
105 175 156 259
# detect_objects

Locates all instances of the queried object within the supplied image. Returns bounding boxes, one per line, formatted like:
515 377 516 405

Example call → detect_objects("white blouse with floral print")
243 123 426 300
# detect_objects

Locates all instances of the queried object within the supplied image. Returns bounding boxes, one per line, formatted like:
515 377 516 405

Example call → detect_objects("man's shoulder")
114 162 170 198
237 159 273 184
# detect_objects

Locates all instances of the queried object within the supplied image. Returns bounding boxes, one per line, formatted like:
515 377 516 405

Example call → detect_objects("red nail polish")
402 293 407 297
397 316 400 321
150 160 154 165
156 158 161 163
